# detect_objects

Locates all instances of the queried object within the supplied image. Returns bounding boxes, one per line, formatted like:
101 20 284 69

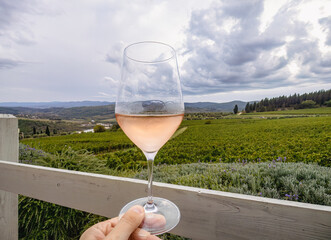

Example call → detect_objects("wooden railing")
0 114 331 240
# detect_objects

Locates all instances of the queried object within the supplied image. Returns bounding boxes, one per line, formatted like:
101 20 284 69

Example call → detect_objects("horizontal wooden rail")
1 160 331 240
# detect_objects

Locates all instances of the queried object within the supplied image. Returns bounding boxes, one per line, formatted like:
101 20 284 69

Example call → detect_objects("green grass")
170 127 187 139
21 130 134 154
19 144 138 177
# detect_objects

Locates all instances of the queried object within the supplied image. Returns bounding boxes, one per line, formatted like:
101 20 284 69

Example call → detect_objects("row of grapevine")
22 116 331 167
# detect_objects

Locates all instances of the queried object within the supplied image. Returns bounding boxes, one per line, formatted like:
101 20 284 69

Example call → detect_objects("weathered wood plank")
0 115 18 240
0 160 330 240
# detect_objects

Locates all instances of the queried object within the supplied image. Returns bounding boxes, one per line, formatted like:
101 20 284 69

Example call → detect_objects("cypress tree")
245 103 250 113
46 126 50 136
233 104 238 114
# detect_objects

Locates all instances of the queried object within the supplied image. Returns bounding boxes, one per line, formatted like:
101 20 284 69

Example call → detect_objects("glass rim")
124 41 176 64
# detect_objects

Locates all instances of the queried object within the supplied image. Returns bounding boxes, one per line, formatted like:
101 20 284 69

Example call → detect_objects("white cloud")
180 0 331 96
1 0 209 102
0 0 330 103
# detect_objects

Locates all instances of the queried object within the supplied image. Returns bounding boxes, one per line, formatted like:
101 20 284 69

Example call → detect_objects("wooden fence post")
0 114 19 239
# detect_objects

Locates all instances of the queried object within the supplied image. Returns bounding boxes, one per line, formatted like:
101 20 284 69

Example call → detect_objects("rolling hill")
0 101 113 108
0 100 248 120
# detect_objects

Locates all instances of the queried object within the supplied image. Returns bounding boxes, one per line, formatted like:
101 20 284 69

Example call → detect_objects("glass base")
119 197 180 235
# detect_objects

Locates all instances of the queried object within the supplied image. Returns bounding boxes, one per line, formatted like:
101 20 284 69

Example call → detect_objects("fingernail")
143 213 166 228
131 205 144 214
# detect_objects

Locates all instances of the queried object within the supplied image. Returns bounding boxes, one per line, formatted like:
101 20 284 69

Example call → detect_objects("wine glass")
115 41 184 235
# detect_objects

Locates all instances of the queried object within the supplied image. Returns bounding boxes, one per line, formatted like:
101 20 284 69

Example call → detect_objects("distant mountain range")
0 105 115 121
0 100 247 111
0 100 249 120
0 101 113 109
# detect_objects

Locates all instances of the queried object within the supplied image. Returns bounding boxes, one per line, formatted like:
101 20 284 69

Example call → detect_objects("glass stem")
144 151 157 205
147 159 154 204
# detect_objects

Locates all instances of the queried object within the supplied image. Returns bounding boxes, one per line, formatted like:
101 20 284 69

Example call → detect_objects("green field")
21 115 331 167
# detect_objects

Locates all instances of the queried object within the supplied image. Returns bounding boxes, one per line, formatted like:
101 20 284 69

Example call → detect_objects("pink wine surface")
116 113 184 153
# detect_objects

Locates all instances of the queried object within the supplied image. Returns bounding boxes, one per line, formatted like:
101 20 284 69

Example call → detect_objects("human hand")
80 205 162 240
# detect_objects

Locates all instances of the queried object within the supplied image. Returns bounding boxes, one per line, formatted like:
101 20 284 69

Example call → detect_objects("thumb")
106 205 145 240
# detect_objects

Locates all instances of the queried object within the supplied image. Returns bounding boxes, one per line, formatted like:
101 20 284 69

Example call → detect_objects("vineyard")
21 114 331 168
18 109 331 239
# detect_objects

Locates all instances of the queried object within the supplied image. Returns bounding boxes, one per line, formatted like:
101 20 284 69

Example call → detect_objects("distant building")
83 129 94 133
96 123 112 127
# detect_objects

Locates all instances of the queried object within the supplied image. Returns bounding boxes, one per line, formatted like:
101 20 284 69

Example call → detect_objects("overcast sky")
0 0 330 103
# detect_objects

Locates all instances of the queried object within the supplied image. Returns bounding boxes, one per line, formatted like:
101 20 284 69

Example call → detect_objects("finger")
140 213 166 229
109 217 119 227
106 205 145 240
130 228 151 240
94 218 119 236
80 217 119 240
147 235 162 240
80 219 115 240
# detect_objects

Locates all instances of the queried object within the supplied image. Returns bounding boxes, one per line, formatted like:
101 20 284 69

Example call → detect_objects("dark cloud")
105 42 124 66
320 56 331 68
181 0 331 95
319 16 331 46
0 58 22 69
0 0 38 30
252 56 287 79
0 0 22 29
311 55 331 75
287 39 319 64
0 0 38 73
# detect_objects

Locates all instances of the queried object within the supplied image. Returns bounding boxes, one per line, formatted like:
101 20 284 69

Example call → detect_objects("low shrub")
136 161 331 206
18 145 331 239
94 125 106 133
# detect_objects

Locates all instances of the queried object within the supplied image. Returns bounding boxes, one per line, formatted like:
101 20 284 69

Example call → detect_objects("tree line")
243 89 331 113
32 126 54 136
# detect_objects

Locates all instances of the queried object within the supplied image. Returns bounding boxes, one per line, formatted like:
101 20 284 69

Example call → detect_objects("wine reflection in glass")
115 41 184 235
